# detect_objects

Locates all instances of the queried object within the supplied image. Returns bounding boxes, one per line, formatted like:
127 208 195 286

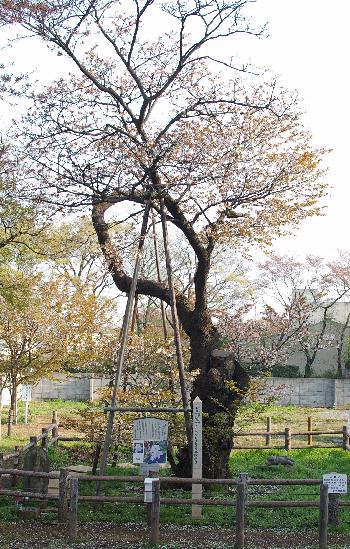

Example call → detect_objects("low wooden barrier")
0 411 59 469
0 467 349 547
232 416 350 451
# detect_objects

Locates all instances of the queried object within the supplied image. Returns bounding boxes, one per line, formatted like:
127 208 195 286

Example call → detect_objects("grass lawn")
0 402 349 534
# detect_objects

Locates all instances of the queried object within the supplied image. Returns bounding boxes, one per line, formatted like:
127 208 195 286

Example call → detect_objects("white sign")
133 418 168 441
323 473 347 494
133 418 168 465
21 385 32 402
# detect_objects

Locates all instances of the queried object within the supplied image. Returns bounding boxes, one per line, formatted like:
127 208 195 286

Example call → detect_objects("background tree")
243 253 350 377
0 0 328 476
0 262 117 433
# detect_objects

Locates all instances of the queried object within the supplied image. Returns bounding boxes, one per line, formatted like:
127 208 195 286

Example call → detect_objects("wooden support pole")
150 479 160 546
266 417 271 446
68 477 78 541
105 406 186 413
285 428 292 451
151 210 168 342
319 483 328 549
98 203 151 483
308 416 313 446
235 479 247 549
159 197 192 448
58 468 69 523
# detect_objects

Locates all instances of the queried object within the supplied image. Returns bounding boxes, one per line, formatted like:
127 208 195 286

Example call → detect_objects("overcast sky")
1 0 349 261
250 0 350 259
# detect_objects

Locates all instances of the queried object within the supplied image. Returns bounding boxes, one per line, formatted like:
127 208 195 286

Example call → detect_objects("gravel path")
0 523 349 548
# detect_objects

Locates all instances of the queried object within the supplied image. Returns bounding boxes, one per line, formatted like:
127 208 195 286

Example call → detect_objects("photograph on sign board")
144 440 167 464
132 441 145 464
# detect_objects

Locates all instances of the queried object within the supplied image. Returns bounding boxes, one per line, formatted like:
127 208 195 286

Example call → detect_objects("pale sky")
250 0 350 259
1 0 349 261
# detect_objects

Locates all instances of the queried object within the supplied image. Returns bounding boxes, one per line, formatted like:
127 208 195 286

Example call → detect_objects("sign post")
323 472 347 526
192 396 202 518
21 385 32 425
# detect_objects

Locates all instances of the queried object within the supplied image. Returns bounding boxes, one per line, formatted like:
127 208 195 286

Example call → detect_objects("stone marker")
22 446 50 495
192 396 202 518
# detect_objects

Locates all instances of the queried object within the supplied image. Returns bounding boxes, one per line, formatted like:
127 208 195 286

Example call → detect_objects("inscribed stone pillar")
192 396 202 517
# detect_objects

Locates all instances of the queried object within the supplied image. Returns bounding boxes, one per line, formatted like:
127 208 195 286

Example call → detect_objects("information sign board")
323 473 347 494
133 418 168 465
21 385 32 402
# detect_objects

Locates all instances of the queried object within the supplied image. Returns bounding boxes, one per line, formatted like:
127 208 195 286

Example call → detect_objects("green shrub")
272 364 300 378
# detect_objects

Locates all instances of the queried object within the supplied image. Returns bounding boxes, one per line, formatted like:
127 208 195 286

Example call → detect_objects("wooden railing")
0 469 347 548
232 416 350 451
0 411 59 468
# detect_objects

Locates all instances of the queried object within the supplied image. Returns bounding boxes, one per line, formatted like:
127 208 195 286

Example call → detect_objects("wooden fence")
0 468 348 548
0 411 59 469
233 416 350 451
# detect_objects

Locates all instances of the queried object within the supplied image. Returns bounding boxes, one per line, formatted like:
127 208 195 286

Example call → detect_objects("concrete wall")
261 377 350 408
31 373 110 402
3 374 350 408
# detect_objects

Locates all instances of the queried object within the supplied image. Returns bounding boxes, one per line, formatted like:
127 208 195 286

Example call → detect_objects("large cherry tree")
0 0 327 476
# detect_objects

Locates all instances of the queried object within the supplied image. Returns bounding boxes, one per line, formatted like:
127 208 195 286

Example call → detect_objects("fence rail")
232 416 350 451
0 467 346 548
0 411 83 468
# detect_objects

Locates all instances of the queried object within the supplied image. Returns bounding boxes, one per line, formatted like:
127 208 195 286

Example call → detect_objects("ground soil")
0 522 349 548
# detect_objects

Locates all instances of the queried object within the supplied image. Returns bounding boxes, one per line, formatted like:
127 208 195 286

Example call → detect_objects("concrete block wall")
261 378 350 407
31 373 111 402
9 374 350 408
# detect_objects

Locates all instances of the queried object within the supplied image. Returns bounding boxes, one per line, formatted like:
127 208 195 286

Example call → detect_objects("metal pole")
25 400 29 425
159 198 192 448
98 202 151 480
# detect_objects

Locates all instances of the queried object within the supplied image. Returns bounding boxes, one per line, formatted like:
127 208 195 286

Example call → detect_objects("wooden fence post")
285 428 292 451
52 411 58 446
328 493 339 526
308 416 313 446
58 468 69 522
41 428 49 450
150 479 160 546
266 417 271 446
239 473 248 527
30 436 37 446
319 483 328 549
68 477 78 541
235 479 247 549
11 445 20 487
342 425 348 450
